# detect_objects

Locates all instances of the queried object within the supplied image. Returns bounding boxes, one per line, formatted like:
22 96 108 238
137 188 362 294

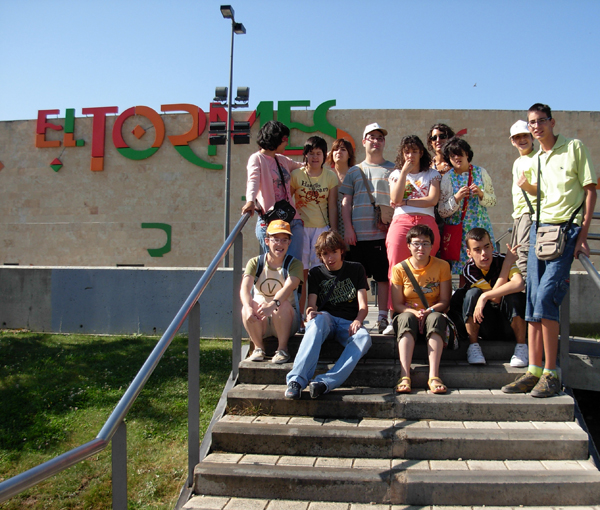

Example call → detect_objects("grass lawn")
0 332 232 509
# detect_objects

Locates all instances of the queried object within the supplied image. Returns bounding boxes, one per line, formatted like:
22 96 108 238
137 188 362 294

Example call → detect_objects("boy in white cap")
241 220 304 364
509 119 537 279
339 123 395 333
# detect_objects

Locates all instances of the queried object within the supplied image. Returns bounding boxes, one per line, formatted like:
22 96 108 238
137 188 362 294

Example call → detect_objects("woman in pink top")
242 121 304 260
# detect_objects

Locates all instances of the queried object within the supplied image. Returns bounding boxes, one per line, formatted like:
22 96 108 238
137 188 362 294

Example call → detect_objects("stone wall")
1 108 599 268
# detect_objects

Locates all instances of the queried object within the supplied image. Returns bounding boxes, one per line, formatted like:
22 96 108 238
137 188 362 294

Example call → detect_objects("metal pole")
224 21 235 268
111 421 127 510
232 233 244 377
188 302 200 485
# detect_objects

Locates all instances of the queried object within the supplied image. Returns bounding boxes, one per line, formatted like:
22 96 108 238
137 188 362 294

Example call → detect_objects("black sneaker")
309 381 327 399
530 373 561 398
285 381 302 400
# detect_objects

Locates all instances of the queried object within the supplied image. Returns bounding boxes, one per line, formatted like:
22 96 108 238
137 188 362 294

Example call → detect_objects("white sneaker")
382 323 394 335
271 350 290 364
510 344 529 368
467 342 486 364
247 348 265 362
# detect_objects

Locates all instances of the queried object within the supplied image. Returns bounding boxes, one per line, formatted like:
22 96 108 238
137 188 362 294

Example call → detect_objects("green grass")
0 332 232 509
570 323 600 340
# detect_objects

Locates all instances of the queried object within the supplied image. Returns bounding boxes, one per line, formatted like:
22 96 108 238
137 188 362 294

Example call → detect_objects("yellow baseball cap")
266 220 292 236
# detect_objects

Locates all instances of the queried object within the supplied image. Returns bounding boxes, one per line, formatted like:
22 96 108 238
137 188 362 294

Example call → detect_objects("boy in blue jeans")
285 230 371 399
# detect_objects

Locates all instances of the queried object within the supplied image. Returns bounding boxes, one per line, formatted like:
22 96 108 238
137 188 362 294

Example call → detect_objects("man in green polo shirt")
502 103 597 398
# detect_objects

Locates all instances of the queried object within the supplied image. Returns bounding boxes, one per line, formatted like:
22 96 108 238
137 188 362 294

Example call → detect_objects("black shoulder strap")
401 261 429 309
282 254 294 279
254 254 266 285
522 189 535 216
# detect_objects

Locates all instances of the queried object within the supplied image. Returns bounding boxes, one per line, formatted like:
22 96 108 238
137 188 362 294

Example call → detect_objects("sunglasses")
430 134 449 142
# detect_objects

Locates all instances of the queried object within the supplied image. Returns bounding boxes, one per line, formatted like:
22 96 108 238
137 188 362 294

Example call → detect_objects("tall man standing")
340 123 395 333
502 104 597 398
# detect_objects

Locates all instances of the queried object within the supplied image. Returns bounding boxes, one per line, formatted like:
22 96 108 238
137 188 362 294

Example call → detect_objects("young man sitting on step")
285 230 372 400
241 220 303 364
450 227 528 366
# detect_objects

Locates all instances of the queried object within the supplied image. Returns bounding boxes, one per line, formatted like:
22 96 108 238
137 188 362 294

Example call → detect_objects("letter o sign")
112 106 165 160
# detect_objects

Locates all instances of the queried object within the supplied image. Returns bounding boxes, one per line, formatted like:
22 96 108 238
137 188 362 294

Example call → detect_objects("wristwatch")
274 299 281 309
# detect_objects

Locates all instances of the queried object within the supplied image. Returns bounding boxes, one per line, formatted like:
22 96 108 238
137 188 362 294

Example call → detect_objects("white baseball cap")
363 122 388 139
510 120 530 138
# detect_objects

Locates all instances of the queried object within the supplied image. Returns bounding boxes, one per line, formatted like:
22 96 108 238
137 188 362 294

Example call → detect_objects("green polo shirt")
532 134 596 224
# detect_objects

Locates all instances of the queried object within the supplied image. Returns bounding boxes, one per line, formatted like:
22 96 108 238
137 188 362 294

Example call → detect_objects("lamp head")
220 5 234 19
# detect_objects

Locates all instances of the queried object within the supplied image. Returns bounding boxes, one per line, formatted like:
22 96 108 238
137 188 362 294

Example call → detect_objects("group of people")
240 102 597 400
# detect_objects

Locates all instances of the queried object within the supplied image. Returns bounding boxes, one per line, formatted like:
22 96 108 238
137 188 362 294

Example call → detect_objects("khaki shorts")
511 213 532 277
393 311 447 342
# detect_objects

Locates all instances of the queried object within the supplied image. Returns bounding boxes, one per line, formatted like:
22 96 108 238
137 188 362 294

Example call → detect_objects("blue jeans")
286 312 372 391
256 217 304 261
526 222 580 322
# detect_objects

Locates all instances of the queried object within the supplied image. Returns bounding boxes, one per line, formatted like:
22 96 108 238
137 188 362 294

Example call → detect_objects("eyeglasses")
365 135 385 143
267 237 290 244
410 242 432 249
527 117 551 127
429 134 449 142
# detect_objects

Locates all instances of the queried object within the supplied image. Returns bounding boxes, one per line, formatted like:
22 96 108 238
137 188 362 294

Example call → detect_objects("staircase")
184 323 600 509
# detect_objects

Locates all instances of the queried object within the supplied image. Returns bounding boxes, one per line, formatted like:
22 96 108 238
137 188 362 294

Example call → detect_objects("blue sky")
1 0 599 121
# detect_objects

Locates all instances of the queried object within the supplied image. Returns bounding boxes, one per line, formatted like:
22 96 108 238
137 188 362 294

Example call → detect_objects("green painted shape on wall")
141 223 172 257
207 145 217 156
50 164 62 172
117 147 159 161
254 101 274 128
65 108 75 133
76 139 85 147
174 145 222 170
313 99 337 138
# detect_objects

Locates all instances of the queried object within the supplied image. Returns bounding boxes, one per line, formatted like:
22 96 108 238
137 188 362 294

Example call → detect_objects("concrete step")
184 496 600 510
226 384 574 422
211 415 589 461
261 334 519 362
194 453 600 506
239 359 527 389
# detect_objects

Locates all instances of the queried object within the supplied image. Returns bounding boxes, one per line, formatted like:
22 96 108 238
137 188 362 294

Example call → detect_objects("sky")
1 0 600 122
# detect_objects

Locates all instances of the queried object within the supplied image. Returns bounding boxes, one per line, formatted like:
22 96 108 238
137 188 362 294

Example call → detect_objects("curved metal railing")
0 213 251 505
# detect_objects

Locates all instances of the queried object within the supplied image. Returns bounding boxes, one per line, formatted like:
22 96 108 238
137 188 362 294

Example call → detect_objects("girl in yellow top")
291 136 338 317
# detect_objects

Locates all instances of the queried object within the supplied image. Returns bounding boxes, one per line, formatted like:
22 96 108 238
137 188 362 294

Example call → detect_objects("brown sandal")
395 376 411 394
428 377 447 394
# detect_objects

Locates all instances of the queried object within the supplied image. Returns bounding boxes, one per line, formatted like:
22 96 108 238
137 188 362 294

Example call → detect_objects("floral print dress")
438 165 496 275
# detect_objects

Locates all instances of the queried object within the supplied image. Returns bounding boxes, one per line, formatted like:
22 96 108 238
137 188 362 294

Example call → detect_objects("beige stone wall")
1 108 599 268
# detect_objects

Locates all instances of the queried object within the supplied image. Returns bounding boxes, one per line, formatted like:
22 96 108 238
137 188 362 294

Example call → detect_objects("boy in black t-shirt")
285 231 372 400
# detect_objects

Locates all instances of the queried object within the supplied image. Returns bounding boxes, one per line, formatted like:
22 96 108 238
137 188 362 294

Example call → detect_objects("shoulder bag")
534 156 583 261
357 163 393 232
439 167 472 261
399 260 458 350
261 156 296 224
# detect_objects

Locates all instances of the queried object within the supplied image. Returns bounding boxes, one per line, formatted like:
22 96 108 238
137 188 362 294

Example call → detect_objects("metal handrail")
0 213 251 504
495 227 512 253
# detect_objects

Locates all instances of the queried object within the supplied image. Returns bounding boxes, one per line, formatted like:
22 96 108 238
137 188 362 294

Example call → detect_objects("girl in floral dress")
438 137 496 284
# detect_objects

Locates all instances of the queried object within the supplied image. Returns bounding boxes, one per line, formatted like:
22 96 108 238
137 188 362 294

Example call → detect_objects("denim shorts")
526 222 580 323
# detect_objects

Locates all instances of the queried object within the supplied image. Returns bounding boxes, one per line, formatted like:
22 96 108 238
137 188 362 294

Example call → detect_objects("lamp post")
220 5 246 267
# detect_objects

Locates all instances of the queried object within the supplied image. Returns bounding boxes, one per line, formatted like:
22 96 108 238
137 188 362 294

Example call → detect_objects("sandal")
428 377 447 394
395 376 411 394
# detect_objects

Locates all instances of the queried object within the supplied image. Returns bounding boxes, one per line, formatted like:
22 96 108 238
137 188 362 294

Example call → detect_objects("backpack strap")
253 253 266 285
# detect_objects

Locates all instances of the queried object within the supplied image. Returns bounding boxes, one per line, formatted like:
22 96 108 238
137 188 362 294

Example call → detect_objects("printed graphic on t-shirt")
295 179 329 210
258 277 283 298
403 178 429 200
319 277 357 305
271 159 290 202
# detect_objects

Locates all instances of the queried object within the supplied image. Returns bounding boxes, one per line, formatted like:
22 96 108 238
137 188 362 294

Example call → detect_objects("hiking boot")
510 343 529 368
501 371 540 394
467 342 486 364
530 373 561 398
271 350 290 364
247 348 265 362
284 381 302 400
309 381 327 399
377 317 389 334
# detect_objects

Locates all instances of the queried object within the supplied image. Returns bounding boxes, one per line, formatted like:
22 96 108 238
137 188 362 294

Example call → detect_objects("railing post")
187 301 200 486
559 287 570 385
232 233 244 378
111 421 127 510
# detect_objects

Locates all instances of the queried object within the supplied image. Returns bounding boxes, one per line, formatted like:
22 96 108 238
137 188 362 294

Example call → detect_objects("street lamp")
219 5 246 267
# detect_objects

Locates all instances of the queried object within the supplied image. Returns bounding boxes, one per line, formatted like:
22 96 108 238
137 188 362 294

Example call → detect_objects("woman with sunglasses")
242 120 304 260
325 138 356 240
438 137 496 282
427 123 455 174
